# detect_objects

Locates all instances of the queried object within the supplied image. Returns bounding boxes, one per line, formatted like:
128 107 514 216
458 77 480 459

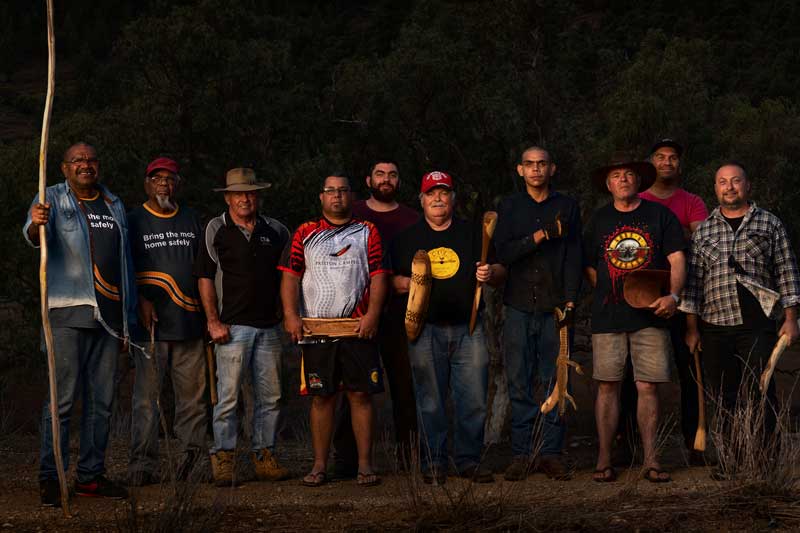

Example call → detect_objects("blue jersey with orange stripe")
128 203 205 341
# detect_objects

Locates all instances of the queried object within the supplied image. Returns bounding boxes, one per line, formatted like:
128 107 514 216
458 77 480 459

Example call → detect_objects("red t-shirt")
639 188 708 230
352 200 420 245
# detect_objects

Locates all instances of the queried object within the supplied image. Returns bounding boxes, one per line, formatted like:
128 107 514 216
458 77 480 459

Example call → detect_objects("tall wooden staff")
39 0 70 516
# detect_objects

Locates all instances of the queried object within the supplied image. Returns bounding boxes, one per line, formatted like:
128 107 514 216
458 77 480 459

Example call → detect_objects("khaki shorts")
591 327 671 383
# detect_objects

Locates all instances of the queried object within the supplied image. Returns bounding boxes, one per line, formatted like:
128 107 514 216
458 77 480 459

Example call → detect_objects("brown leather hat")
213 168 271 192
591 151 656 194
623 269 670 309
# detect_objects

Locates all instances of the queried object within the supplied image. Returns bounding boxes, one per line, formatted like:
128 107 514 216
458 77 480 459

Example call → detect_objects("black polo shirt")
194 212 289 328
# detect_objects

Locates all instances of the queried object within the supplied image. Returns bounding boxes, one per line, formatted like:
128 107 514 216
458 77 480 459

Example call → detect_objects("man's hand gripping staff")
540 306 584 416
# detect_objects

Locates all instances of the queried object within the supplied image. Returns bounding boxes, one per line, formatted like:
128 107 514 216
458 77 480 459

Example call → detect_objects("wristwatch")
670 293 681 305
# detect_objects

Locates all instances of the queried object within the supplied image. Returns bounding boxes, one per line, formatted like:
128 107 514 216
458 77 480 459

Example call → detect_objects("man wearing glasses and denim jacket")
24 142 136 506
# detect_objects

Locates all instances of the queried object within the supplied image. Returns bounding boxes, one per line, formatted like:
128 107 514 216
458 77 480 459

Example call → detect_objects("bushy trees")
2 0 799 370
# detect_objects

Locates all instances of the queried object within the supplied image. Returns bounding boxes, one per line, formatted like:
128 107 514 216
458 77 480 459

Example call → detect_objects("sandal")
592 466 617 483
357 471 381 487
642 467 671 483
301 471 327 487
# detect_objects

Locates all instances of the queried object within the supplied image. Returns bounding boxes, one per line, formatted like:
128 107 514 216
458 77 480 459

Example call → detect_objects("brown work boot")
503 455 533 481
210 450 239 487
535 455 573 481
251 449 290 481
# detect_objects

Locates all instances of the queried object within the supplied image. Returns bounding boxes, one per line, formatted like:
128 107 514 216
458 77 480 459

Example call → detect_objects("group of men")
25 138 799 506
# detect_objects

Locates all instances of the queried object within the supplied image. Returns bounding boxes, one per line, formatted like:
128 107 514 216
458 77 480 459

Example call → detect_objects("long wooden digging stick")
39 0 71 517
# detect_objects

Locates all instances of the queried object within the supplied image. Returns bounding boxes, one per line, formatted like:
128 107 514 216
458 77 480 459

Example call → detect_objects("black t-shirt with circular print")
583 199 686 333
392 217 491 325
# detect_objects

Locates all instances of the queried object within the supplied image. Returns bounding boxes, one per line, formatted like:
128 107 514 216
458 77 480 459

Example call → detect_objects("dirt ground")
2 340 800 532
0 431 786 533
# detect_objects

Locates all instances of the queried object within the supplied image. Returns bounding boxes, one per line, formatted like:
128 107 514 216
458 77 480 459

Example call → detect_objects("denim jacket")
23 180 137 338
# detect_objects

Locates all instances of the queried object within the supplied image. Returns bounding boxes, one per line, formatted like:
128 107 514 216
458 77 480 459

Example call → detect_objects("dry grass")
709 365 800 495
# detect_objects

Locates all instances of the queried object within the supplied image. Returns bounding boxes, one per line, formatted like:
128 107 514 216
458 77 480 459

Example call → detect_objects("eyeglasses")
322 187 351 195
65 157 99 165
148 175 179 185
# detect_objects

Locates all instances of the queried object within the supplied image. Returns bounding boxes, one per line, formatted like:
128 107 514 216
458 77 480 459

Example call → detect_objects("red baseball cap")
420 171 453 193
145 157 179 177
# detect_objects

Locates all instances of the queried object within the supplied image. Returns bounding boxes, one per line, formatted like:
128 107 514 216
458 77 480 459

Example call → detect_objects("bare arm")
392 274 411 294
475 262 507 287
198 277 230 343
280 272 304 343
780 306 800 344
584 266 597 289
357 272 388 339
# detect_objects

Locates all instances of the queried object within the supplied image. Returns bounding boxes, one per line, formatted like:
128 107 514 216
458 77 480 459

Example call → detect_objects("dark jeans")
40 327 119 482
700 323 778 436
618 313 702 449
503 307 566 457
333 304 417 471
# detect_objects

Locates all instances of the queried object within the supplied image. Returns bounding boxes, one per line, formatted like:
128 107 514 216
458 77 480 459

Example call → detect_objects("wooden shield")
302 318 360 338
405 250 432 341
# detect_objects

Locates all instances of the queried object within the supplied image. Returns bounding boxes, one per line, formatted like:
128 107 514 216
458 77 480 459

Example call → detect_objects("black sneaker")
127 471 161 487
40 479 63 507
75 475 129 499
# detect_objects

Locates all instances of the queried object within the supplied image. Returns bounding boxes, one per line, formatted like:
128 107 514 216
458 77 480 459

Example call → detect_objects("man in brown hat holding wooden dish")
583 153 686 483
194 168 291 486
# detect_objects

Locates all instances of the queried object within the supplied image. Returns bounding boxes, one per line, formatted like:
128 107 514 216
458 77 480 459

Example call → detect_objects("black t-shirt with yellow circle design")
583 199 686 333
392 217 491 325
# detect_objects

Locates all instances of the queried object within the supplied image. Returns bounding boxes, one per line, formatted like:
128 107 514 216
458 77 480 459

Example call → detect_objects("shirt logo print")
330 244 351 257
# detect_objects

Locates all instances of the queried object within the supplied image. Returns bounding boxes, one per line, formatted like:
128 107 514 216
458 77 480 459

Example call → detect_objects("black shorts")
300 339 384 396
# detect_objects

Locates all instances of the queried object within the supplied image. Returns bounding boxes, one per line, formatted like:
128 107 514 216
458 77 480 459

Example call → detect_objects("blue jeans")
408 322 489 471
212 325 282 453
503 306 566 457
129 339 208 475
40 327 119 482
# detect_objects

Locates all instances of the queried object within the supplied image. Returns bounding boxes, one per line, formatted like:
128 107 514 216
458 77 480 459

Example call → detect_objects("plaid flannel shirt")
680 202 800 325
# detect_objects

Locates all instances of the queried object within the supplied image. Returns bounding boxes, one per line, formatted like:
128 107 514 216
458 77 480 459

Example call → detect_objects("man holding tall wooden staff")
391 171 505 485
25 142 135 505
494 146 582 481
682 161 800 465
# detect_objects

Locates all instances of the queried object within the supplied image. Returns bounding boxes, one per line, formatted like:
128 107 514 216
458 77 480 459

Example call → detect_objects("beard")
370 183 398 203
155 194 176 212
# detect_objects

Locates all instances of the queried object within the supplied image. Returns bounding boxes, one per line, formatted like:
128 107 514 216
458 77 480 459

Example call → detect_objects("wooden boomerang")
469 211 498 335
759 334 790 394
541 307 584 416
